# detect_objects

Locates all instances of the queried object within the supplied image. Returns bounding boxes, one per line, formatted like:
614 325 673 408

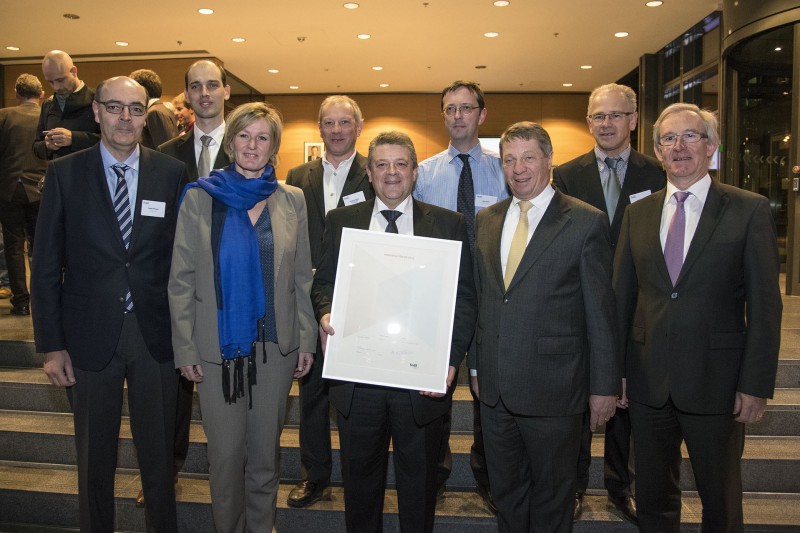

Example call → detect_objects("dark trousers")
576 405 633 497
629 398 745 533
338 385 442 533
297 341 333 484
68 313 178 533
482 398 582 533
0 183 38 307
173 375 194 475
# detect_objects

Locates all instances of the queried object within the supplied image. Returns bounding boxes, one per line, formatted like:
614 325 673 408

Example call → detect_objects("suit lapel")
177 132 199 178
306 161 327 224
643 189 672 287
412 199 436 237
85 146 126 251
129 147 156 251
339 154 369 205
486 198 511 291
579 152 606 214
266 188 287 281
677 182 726 286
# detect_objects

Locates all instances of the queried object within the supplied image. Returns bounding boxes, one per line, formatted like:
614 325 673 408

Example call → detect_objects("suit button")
671 292 678 299
125 262 130 268
503 298 509 304
118 297 124 302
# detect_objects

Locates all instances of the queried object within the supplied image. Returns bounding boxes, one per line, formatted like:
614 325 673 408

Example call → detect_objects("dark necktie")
381 210 401 233
603 156 622 221
457 154 476 249
664 191 691 285
112 164 134 312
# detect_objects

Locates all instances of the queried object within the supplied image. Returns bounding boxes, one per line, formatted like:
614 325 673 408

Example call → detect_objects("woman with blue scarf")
169 102 317 532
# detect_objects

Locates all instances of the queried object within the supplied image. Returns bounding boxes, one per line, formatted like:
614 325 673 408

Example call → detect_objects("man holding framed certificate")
312 131 477 532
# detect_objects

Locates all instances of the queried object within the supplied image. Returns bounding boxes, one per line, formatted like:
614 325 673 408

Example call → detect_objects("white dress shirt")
500 185 555 278
193 122 226 171
322 150 358 214
369 195 414 235
659 175 712 261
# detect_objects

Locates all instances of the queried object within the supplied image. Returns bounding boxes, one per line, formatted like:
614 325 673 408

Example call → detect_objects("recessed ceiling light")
343 2 359 8
645 0 663 6
115 41 129 47
775 46 782 51
6 46 20 51
379 83 389 88
484 32 499 38
580 65 593 69
372 66 383 71
493 0 510 6
563 83 573 87
615 32 629 38
268 69 279 74
198 8 214 15
63 13 80 19
357 34 371 40
232 37 246 43
289 85 299 90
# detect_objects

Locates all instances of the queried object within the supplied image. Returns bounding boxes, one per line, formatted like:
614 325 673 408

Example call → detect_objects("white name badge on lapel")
475 194 498 210
342 191 366 206
629 190 652 204
141 200 166 218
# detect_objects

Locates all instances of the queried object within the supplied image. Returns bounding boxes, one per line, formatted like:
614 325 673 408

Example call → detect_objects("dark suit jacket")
158 128 231 182
312 198 478 426
0 101 46 202
613 181 782 414
553 149 665 249
31 144 188 370
285 154 374 268
141 101 178 150
32 84 100 160
471 190 620 416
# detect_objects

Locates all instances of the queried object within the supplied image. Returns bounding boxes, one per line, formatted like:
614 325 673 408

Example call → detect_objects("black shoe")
573 492 584 521
607 494 638 526
476 483 497 515
287 480 329 508
11 305 30 316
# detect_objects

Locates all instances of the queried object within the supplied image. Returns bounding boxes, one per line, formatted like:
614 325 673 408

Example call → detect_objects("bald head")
42 50 80 98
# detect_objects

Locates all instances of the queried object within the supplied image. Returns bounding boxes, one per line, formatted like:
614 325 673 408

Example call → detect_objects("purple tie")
664 191 690 285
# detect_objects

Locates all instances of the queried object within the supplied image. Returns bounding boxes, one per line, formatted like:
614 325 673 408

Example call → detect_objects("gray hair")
587 83 637 115
653 103 719 148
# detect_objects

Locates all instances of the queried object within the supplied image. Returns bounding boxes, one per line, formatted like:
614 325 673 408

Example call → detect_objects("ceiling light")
493 0 510 6
232 37 246 43
645 0 663 6
563 83 573 87
289 85 299 90
357 34 371 40
343 2 359 8
379 83 389 88
115 41 129 47
615 32 629 38
372 66 383 71
775 46 782 51
580 65 592 69
268 69 279 74
484 32 499 38
6 46 20 51
198 8 214 15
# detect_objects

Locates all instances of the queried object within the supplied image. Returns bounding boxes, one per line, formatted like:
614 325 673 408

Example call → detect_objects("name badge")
475 194 498 210
141 200 166 218
629 190 652 204
343 191 366 206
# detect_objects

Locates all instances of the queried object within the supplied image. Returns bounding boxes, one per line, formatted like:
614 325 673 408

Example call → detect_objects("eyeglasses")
588 112 634 124
443 105 480 117
658 131 708 147
97 101 147 116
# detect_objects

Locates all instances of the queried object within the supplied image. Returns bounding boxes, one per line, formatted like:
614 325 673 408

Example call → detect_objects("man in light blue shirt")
413 80 506 513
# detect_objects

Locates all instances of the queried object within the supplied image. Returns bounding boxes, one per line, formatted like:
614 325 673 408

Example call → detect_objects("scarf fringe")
222 346 260 408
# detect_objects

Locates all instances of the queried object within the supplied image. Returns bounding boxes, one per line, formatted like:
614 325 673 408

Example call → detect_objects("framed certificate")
322 228 462 393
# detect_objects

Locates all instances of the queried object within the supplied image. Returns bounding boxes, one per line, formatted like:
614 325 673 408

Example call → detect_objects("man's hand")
319 314 335 355
734 391 767 424
44 127 73 151
43 350 76 387
616 378 629 409
420 366 456 398
470 375 479 400
589 394 617 432
179 364 204 383
294 352 314 378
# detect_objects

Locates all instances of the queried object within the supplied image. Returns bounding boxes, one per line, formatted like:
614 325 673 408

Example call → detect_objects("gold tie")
505 200 532 289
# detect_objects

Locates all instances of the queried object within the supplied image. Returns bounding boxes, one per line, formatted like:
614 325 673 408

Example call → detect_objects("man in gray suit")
0 74 46 316
471 121 619 532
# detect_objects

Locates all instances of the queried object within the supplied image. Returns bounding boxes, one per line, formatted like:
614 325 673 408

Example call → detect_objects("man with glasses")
285 95 374 508
614 103 781 532
413 80 506 512
553 83 664 524
32 76 188 532
33 50 100 160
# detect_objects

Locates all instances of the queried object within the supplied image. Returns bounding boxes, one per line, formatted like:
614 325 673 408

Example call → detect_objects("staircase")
0 292 798 532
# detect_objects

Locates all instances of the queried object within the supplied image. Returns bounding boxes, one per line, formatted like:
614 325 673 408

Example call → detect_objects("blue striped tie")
112 164 134 312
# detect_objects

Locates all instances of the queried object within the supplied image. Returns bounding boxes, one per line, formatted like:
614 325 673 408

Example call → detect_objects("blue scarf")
181 163 278 402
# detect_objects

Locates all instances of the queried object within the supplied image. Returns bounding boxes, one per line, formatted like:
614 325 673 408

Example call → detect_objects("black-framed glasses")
97 100 147 116
658 131 709 147
588 112 634 124
443 105 480 117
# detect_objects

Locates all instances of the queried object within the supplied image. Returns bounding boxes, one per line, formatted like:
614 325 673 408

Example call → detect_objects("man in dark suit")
31 76 188 533
552 83 665 524
33 50 100 160
130 69 179 149
0 74 46 316
471 121 619 532
613 103 782 532
312 131 477 532
285 95 374 508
